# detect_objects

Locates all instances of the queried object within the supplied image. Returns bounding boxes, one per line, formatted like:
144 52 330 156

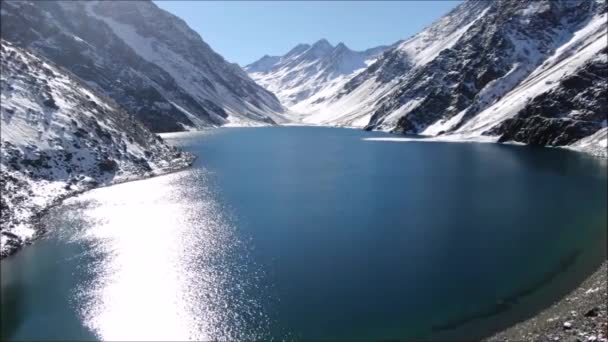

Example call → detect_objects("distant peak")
335 42 350 50
312 39 333 49
286 43 311 56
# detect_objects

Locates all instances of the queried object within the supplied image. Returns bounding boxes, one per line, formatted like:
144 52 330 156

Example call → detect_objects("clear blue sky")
154 1 461 66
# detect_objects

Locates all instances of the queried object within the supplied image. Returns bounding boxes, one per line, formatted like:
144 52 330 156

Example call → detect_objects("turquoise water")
2 127 606 340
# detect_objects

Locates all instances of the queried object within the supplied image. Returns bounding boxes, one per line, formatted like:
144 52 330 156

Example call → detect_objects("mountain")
0 0 287 132
267 0 607 155
0 40 194 257
245 39 388 121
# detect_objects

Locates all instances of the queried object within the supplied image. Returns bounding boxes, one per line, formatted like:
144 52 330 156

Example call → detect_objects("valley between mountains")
247 0 607 155
0 1 607 341
1 0 606 256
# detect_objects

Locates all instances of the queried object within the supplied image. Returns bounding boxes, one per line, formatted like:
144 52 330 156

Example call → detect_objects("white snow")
361 9 607 155
421 109 467 136
263 1 492 129
0 40 193 256
246 40 387 122
363 134 498 144
569 127 608 157
396 6 491 67
250 0 606 158
455 12 607 135
302 77 400 127
82 2 286 127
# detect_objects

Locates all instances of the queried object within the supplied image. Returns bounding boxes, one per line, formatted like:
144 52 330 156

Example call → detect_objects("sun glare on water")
60 170 270 341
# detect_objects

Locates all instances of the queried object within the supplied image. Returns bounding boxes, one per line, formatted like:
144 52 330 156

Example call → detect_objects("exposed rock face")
487 262 608 342
262 0 606 152
489 50 607 146
0 40 194 257
365 0 605 136
0 0 286 132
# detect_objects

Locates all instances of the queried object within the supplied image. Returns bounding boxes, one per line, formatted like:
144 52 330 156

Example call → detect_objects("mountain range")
247 0 607 154
1 0 607 255
245 39 388 122
1 0 286 132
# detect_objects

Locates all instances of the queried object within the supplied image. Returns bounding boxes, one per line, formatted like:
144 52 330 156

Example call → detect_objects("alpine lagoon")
3 127 607 340
1 1 607 341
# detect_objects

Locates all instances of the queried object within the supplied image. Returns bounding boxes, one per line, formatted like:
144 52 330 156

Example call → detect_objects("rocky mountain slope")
0 40 193 257
0 0 287 132
245 39 387 122
266 0 607 155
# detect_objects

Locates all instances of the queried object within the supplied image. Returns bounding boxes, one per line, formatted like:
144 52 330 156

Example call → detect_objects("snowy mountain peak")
305 39 335 58
246 40 389 116
245 54 281 73
293 0 606 155
312 38 333 48
335 42 349 51
285 43 312 57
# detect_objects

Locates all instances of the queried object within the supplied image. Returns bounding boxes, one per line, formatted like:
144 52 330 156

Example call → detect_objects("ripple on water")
47 169 274 341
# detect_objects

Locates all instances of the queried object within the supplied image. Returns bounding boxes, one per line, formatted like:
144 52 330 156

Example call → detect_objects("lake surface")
1 126 607 341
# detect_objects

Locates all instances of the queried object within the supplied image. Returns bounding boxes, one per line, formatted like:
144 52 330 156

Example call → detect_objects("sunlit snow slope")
1 0 287 132
245 39 388 123
0 40 193 257
250 0 607 155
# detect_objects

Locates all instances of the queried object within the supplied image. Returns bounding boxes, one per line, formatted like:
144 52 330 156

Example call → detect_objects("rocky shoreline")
488 262 607 342
0 127 605 340
0 152 195 259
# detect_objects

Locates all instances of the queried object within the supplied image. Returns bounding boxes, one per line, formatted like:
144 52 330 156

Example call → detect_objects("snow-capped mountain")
0 0 287 132
245 39 388 121
272 0 607 155
0 40 193 257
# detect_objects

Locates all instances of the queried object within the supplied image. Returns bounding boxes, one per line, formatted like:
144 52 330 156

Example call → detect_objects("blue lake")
2 127 606 340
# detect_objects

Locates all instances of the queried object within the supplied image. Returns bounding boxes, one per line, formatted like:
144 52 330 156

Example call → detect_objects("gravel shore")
488 261 607 342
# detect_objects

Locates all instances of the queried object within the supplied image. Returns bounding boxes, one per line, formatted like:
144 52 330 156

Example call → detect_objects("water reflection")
0 266 25 340
51 169 271 341
2 127 607 341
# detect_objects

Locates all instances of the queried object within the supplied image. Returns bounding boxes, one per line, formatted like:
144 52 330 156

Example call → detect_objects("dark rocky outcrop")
488 51 607 146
